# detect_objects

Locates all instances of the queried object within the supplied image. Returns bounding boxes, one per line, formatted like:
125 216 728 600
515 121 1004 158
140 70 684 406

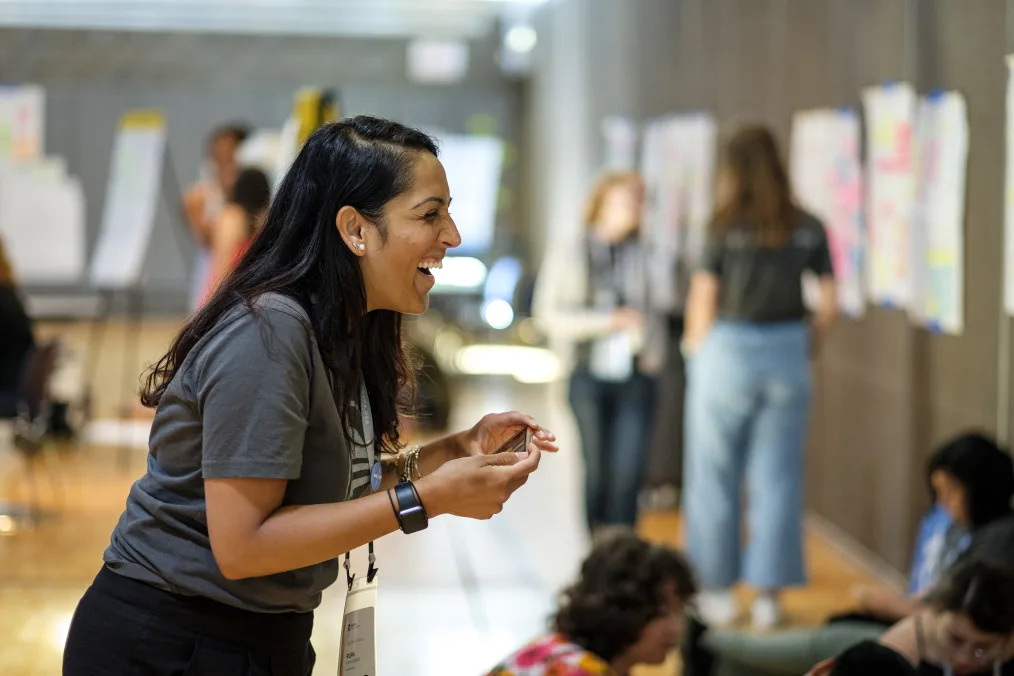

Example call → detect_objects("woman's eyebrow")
412 196 453 209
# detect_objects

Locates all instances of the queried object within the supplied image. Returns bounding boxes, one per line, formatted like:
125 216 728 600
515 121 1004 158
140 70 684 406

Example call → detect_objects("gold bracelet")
408 444 423 481
400 444 423 483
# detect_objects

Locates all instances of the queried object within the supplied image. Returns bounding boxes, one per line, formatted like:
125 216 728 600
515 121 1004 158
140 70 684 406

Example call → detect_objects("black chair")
0 340 61 527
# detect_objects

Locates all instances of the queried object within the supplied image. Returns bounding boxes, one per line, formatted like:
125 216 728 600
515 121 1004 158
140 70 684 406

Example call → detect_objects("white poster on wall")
862 82 918 309
639 113 717 315
911 91 968 334
0 85 44 161
789 108 866 318
90 111 167 289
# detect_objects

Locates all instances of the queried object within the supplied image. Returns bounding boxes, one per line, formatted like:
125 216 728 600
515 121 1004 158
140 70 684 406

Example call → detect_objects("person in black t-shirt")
681 125 838 630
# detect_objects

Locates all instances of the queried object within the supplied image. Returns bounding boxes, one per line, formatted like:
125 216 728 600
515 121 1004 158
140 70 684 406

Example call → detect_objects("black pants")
644 315 686 489
569 370 657 528
63 567 316 676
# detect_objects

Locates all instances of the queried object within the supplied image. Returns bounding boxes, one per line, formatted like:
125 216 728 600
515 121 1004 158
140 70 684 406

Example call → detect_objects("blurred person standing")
198 167 272 307
681 126 836 630
0 236 34 418
533 171 664 533
183 123 250 311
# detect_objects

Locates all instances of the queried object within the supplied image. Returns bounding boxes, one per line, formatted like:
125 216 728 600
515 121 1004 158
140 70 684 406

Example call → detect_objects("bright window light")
454 345 562 383
431 256 487 292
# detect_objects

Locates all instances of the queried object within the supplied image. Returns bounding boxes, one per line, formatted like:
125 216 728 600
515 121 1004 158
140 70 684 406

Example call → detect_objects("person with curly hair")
485 531 698 676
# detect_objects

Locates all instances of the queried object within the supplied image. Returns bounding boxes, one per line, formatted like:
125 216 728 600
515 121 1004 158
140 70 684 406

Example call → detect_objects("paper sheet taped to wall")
638 113 716 315
789 108 866 318
910 91 968 334
862 82 918 309
1004 57 1014 317
0 85 44 162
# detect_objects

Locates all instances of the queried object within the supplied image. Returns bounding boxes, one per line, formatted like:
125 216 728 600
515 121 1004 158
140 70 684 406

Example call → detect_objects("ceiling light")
505 24 537 53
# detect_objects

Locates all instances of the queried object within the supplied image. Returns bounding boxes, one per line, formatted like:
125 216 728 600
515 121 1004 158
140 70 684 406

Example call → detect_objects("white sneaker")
695 590 739 627
751 595 782 631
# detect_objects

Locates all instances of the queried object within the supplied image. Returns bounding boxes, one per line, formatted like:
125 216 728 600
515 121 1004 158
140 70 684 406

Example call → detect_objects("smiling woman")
62 116 557 676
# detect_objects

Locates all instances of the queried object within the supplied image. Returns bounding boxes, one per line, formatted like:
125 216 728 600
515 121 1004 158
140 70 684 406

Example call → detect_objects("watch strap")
393 482 428 534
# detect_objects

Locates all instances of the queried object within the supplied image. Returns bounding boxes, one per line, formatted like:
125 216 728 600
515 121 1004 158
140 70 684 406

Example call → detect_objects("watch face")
395 484 428 534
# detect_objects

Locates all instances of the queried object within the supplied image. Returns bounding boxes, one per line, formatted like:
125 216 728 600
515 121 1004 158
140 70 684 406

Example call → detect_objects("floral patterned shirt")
485 634 612 676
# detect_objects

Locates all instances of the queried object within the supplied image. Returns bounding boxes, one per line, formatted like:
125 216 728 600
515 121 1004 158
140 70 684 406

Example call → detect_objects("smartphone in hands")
494 426 534 455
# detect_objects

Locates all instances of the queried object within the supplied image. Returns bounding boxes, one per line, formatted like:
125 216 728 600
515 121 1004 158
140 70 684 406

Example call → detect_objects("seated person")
806 640 918 676
849 431 1013 624
682 432 1014 676
0 236 35 418
485 530 697 676
880 558 1014 675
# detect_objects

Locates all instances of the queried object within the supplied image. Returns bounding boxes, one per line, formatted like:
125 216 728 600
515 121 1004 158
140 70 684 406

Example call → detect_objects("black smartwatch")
392 482 429 534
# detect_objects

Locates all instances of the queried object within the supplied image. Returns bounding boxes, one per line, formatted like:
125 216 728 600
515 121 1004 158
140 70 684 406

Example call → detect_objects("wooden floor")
0 319 888 676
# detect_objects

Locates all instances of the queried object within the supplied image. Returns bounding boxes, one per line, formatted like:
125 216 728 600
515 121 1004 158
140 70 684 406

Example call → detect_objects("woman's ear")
336 205 367 257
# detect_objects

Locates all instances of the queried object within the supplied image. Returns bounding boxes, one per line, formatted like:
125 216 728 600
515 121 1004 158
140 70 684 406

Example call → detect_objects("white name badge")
339 575 378 676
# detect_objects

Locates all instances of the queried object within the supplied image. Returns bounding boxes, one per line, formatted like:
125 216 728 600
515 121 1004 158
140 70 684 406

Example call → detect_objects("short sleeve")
194 306 312 480
700 228 725 276
806 219 835 277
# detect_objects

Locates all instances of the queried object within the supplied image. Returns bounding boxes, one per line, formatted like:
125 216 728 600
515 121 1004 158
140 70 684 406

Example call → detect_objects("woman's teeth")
418 261 442 276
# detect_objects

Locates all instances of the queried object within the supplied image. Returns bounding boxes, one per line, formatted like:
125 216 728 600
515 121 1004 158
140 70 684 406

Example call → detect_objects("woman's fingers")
533 438 559 453
509 441 543 478
534 427 556 441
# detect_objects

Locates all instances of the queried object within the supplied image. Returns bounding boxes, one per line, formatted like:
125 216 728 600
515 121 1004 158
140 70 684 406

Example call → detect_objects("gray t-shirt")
700 210 834 322
104 293 373 613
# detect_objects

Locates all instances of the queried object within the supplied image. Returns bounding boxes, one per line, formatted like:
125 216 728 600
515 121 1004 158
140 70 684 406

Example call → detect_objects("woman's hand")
415 442 545 520
457 411 558 458
610 307 643 332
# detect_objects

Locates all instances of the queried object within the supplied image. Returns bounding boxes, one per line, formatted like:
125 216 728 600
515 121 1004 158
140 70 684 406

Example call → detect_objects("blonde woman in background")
533 171 664 533
681 126 837 630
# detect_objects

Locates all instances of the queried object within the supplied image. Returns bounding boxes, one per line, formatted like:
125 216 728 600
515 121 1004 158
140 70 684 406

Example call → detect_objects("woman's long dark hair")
927 432 1014 529
231 167 272 237
143 116 439 454
712 125 797 247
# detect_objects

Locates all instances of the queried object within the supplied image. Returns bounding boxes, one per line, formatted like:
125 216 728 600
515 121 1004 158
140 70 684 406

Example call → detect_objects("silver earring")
357 243 365 251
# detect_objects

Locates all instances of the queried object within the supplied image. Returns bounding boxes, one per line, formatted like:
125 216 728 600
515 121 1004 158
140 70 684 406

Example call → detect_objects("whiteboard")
0 162 86 283
435 134 504 255
90 111 167 289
